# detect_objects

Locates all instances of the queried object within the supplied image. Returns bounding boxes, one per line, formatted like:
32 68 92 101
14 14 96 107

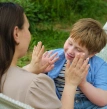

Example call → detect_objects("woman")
0 2 89 109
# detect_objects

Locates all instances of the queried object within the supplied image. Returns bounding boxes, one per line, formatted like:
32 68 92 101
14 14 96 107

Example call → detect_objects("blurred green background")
1 0 107 66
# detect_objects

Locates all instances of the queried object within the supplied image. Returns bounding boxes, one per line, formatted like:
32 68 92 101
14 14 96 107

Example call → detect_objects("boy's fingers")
41 62 50 71
43 51 48 57
46 65 54 72
49 57 59 64
45 51 53 58
49 52 58 60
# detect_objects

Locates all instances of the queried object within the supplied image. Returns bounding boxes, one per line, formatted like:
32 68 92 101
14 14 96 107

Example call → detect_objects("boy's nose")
68 47 75 54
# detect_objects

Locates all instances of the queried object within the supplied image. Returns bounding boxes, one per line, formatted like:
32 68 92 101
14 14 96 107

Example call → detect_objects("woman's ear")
13 26 20 45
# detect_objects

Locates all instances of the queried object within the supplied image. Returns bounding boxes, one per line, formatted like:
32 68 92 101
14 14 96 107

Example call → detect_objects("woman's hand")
65 53 90 86
61 54 89 109
23 41 59 74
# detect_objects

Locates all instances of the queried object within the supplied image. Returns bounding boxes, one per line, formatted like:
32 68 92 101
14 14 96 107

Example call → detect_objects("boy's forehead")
68 37 81 44
68 37 87 48
68 37 90 52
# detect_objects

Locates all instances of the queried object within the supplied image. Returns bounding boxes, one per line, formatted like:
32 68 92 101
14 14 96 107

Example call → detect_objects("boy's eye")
69 42 72 45
77 48 82 52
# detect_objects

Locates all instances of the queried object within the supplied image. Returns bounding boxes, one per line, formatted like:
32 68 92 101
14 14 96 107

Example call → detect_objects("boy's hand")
41 51 59 73
65 54 90 86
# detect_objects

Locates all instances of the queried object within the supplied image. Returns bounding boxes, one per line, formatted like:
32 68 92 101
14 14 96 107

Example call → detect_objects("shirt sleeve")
25 73 61 109
94 62 107 90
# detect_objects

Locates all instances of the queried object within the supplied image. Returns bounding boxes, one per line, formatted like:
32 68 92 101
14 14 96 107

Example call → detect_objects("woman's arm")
61 54 89 109
61 84 77 109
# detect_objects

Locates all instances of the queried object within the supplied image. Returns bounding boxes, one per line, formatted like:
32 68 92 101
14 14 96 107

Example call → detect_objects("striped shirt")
54 62 83 97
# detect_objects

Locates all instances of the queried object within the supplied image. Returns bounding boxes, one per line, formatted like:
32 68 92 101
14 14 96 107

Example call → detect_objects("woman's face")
15 14 31 58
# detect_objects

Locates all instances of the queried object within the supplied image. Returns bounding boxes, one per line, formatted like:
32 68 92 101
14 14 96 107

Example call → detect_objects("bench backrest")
0 93 34 109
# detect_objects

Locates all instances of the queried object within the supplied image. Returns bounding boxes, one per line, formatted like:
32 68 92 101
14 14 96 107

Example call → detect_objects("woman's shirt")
1 66 61 109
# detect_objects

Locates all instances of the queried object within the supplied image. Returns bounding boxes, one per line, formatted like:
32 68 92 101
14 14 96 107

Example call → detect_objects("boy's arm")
79 78 107 106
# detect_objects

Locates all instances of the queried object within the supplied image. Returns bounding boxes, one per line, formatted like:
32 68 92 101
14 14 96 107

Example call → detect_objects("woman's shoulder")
12 67 55 90
15 67 54 86
4 66 54 88
25 73 61 109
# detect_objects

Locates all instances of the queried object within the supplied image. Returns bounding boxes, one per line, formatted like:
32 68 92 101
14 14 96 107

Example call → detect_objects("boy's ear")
13 26 20 45
89 52 97 58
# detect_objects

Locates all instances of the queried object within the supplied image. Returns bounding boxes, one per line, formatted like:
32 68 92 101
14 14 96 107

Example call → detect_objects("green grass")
1 0 106 66
29 27 69 50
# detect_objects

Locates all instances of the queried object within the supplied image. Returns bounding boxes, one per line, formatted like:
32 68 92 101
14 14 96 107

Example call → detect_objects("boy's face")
64 37 94 62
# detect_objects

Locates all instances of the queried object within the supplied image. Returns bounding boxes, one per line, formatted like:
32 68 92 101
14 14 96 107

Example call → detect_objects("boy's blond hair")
70 18 107 54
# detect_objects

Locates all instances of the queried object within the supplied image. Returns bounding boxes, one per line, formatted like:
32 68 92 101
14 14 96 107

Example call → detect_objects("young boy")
48 18 107 109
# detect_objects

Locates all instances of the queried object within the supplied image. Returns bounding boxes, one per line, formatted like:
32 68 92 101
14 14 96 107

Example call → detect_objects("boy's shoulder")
52 48 64 52
91 55 106 62
51 48 64 56
89 55 107 68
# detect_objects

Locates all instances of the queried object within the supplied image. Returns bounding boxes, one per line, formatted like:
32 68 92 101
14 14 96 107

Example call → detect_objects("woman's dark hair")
0 2 24 85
